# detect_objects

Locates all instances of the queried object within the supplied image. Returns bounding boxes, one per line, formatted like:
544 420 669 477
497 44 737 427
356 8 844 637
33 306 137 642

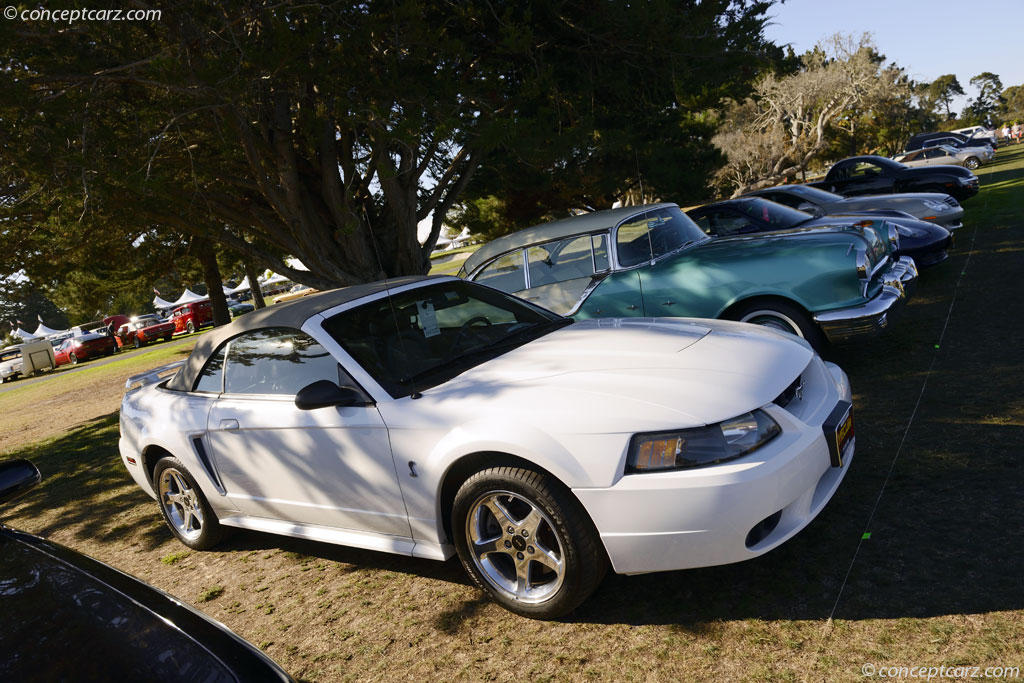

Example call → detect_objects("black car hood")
0 526 293 682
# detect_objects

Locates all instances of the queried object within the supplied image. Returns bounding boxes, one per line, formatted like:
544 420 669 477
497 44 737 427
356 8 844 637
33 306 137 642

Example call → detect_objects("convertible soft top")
165 275 433 392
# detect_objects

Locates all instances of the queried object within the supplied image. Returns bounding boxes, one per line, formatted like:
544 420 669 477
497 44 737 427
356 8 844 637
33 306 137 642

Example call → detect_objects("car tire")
164 335 173 342
153 457 226 550
964 157 980 170
731 300 827 353
186 321 195 334
133 337 141 349
69 352 78 365
452 466 608 620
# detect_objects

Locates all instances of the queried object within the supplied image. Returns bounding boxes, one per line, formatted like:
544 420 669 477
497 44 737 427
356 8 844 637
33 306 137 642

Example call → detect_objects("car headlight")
626 410 781 473
922 200 947 211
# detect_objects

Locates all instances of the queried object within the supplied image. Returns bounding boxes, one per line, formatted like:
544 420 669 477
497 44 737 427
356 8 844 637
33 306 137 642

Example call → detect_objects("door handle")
627 304 638 311
219 419 239 431
661 300 675 306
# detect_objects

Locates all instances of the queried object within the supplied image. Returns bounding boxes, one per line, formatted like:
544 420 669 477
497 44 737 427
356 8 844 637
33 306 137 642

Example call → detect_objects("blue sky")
763 0 1023 118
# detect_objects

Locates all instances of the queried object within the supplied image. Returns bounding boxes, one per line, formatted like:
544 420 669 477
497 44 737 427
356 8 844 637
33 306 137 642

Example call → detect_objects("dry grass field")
3 146 1023 681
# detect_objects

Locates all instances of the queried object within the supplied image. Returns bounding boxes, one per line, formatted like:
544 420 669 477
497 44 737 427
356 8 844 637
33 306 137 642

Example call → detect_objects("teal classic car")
460 203 917 351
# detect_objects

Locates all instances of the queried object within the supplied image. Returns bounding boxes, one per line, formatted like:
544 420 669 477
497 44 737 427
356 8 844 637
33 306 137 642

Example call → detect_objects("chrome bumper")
814 257 918 343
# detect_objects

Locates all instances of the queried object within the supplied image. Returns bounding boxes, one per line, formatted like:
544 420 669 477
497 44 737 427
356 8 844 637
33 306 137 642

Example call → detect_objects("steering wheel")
450 316 493 355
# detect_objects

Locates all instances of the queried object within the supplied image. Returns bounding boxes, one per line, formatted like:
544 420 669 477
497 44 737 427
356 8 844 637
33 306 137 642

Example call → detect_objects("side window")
526 235 595 287
616 207 702 266
223 328 338 396
695 210 752 237
193 346 227 393
592 234 610 272
850 163 880 177
767 193 802 209
474 252 526 293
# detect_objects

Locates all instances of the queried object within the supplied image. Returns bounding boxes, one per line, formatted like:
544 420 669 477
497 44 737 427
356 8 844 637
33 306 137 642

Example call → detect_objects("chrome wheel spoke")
481 496 514 530
514 559 532 597
471 537 501 561
532 542 562 573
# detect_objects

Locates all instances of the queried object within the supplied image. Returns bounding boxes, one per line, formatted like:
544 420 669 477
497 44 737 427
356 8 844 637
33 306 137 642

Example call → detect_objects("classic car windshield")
1 349 21 362
735 199 812 229
616 206 706 268
784 186 844 203
323 280 567 398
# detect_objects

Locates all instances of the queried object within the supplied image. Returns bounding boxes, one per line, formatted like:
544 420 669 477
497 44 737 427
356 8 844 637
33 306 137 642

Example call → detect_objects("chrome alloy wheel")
465 490 566 604
739 309 804 337
158 467 205 542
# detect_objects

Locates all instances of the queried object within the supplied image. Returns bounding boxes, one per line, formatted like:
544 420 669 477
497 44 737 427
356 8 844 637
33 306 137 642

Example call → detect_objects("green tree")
927 74 966 119
1 0 778 286
998 84 1024 122
964 72 1004 125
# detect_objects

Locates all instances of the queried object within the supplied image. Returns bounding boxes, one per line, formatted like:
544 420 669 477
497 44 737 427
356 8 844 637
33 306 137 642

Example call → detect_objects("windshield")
322 280 566 398
736 198 813 229
785 185 844 202
1 350 21 362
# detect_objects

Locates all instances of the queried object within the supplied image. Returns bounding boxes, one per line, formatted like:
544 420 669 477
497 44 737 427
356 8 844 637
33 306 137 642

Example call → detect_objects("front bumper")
813 256 918 343
574 357 853 575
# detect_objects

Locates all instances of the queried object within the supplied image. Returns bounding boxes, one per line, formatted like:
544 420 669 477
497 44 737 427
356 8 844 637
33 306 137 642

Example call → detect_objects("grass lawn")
3 147 1023 681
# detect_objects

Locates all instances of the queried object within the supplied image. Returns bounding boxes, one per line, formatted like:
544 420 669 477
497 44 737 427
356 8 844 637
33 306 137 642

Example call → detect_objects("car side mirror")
295 380 370 410
0 459 41 505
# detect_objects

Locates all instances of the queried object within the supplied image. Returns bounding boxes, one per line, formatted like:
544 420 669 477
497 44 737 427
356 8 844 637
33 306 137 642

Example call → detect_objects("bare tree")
714 34 912 196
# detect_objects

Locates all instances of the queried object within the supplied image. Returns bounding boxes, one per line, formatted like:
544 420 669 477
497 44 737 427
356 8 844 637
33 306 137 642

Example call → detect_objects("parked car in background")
120 277 855 619
905 131 997 153
463 203 917 351
691 197 952 268
105 314 176 349
2 340 57 381
0 458 295 682
228 301 255 317
70 320 109 337
806 155 979 201
894 144 988 171
273 284 319 304
742 184 964 230
950 125 994 139
0 347 22 382
170 301 213 334
53 333 117 366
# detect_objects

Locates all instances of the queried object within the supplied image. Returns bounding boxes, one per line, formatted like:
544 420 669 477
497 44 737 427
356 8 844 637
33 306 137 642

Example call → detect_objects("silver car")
744 184 964 230
894 144 989 171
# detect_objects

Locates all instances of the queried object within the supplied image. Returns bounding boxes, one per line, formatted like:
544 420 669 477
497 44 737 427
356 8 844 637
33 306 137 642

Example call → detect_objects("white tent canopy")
153 295 176 310
229 276 252 294
32 322 69 337
12 328 37 340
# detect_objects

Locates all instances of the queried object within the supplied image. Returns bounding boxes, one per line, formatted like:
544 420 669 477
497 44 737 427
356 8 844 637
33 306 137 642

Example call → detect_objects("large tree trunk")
195 237 231 327
244 261 266 309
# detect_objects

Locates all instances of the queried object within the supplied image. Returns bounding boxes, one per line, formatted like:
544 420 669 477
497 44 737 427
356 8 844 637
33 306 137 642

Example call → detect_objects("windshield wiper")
398 318 572 387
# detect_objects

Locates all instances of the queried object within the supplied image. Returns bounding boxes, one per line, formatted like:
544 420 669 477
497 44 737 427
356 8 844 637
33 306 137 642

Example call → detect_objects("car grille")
943 196 960 208
774 374 803 409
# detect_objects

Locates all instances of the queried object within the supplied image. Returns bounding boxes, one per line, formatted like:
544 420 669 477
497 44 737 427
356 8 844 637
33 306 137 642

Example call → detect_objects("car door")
204 327 411 537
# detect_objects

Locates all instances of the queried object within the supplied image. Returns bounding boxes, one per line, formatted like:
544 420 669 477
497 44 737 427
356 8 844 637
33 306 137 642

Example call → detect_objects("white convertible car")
120 276 854 618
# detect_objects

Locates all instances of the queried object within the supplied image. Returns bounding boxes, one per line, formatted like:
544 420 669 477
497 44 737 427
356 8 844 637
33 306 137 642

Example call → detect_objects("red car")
53 333 117 366
105 314 176 349
169 301 213 334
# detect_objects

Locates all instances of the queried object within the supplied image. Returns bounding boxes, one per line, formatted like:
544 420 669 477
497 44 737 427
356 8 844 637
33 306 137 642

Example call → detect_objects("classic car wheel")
164 335 173 342
133 337 142 349
153 458 226 550
964 157 980 170
732 300 826 351
69 352 78 365
186 321 195 334
452 466 607 619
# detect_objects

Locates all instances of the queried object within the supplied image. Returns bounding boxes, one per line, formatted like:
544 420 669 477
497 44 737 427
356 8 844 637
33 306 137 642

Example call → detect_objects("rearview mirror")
0 459 41 505
295 380 370 410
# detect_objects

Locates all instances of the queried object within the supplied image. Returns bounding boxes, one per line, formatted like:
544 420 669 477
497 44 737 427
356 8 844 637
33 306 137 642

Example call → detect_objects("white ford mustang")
119 276 854 619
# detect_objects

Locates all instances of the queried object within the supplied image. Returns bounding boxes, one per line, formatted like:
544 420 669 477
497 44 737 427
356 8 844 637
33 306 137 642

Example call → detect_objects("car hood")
431 318 813 429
